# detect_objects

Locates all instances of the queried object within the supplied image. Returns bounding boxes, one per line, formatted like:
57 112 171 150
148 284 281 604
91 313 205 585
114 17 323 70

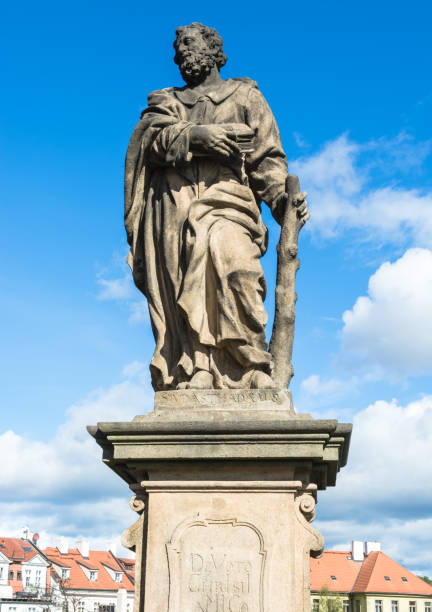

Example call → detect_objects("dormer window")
331 576 337 580
61 569 70 580
114 572 122 583
89 570 98 581
385 576 391 581
402 577 408 582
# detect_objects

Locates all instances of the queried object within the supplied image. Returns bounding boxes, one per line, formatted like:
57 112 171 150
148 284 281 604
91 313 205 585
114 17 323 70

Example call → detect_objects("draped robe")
125 78 289 390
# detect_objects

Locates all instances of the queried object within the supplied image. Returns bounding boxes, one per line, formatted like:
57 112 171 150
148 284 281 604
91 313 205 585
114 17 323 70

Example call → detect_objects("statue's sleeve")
124 89 193 286
139 90 194 167
244 87 288 216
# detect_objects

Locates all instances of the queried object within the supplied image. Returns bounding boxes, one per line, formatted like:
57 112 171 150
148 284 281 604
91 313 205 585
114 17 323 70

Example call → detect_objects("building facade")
0 537 134 612
44 540 134 612
311 542 432 612
0 536 52 612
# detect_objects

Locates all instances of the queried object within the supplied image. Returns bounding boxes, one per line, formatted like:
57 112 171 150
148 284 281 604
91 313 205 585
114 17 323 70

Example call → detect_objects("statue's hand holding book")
189 123 254 158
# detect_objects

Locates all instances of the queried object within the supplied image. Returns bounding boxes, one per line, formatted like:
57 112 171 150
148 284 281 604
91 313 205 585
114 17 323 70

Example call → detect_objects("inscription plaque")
153 388 294 413
166 518 266 612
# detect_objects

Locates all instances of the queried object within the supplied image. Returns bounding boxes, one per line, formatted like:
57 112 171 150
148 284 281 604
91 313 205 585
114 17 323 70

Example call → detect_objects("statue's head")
174 22 227 85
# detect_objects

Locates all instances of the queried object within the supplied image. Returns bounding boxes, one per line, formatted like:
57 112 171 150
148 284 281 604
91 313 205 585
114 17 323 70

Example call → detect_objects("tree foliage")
319 586 344 612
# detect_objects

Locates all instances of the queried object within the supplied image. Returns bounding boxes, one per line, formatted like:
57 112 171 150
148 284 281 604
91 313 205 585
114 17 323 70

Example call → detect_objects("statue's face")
175 28 216 85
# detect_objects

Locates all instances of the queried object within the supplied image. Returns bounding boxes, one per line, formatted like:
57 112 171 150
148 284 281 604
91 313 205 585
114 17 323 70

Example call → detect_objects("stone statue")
125 22 308 392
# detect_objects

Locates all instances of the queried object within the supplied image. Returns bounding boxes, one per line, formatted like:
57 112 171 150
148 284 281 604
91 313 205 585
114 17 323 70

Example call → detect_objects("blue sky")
1 0 431 576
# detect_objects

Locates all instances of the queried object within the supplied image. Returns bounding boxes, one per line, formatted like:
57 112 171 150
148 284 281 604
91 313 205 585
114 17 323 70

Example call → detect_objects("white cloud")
301 374 352 397
291 133 432 246
341 248 432 377
316 394 432 574
0 363 153 549
0 499 136 558
96 270 149 325
128 300 149 324
97 274 135 300
316 516 432 576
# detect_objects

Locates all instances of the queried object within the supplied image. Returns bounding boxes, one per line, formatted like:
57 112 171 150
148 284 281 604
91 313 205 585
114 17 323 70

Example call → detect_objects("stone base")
88 392 351 612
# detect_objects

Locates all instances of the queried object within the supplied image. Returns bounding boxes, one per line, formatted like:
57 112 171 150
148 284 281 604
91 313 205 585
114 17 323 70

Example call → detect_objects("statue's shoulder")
231 77 259 90
148 86 177 100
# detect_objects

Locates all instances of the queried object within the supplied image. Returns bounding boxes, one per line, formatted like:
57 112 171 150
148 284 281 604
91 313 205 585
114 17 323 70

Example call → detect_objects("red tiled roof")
0 538 38 562
77 559 99 571
352 552 432 595
0 537 50 594
311 551 362 592
44 547 134 592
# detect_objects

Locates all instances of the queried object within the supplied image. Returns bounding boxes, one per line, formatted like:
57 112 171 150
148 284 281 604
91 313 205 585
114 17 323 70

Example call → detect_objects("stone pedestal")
88 390 351 612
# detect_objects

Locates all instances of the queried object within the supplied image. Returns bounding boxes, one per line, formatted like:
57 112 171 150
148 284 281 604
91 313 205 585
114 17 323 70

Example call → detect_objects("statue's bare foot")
250 371 274 389
185 370 214 389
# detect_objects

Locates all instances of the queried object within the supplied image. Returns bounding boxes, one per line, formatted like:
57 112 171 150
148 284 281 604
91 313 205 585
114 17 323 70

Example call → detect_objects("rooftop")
0 538 39 563
311 550 432 596
44 547 134 592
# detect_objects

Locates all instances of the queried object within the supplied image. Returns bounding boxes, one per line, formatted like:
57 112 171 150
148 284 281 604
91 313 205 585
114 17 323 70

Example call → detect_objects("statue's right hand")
189 125 241 159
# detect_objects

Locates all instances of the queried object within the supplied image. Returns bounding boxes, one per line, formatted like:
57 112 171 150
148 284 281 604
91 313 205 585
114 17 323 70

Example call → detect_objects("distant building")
44 540 134 612
0 535 134 612
0 534 52 612
311 541 432 611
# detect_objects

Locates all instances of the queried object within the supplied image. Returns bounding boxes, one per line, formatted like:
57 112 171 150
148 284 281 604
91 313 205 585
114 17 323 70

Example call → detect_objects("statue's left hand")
273 191 310 225
293 191 310 224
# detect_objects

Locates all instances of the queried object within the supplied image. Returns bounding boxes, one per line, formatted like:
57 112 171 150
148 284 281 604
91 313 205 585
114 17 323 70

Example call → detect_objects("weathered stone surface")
89 21 353 612
88 412 351 490
125 22 309 391
153 388 294 412
89 397 351 612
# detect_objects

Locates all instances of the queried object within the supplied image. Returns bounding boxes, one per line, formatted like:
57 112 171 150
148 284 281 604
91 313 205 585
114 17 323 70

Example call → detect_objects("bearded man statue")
124 22 308 391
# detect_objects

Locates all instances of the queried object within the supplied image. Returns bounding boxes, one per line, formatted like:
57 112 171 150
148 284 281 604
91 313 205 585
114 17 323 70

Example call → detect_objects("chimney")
76 539 89 558
116 589 127 612
57 537 68 555
21 526 31 540
364 541 381 556
351 540 364 562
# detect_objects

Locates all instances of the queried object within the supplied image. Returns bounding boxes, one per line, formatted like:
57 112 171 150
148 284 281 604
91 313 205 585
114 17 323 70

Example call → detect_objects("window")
343 601 350 612
331 575 337 580
409 603 417 612
114 572 122 583
89 570 97 581
17 571 22 580
391 601 399 612
312 599 319 612
25 568 31 587
402 576 408 582
375 601 383 612
35 569 41 586
425 603 431 612
29 607 36 612
385 576 391 581
98 606 115 612
355 601 361 612
8 570 14 579
78 602 85 612
8 607 17 612
61 569 69 580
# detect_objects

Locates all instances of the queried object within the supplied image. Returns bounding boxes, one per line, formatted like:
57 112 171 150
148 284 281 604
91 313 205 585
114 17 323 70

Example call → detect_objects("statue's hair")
174 22 227 69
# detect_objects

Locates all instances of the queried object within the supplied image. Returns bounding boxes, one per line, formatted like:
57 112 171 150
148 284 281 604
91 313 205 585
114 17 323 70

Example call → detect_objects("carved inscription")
155 388 293 411
167 519 266 612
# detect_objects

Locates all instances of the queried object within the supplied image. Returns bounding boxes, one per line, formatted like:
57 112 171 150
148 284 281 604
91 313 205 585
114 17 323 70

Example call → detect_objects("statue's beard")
178 51 216 85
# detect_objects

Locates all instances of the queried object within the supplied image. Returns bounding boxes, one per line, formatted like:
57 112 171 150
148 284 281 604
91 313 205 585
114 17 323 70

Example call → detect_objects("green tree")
319 586 344 612
417 575 432 586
